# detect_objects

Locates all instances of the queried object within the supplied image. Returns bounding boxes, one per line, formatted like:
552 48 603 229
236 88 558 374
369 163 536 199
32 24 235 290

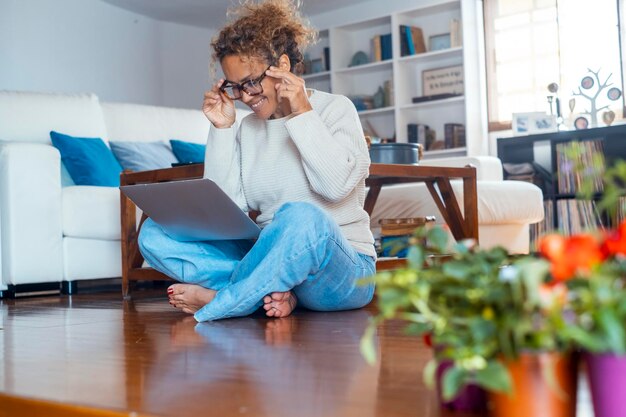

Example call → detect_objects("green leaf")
441 365 467 401
360 323 378 365
442 261 471 280
598 308 626 354
559 325 606 352
423 359 438 389
427 226 449 252
474 361 512 394
407 245 425 270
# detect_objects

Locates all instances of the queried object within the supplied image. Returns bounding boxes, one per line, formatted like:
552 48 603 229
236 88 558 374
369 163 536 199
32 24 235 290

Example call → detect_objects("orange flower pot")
488 351 578 417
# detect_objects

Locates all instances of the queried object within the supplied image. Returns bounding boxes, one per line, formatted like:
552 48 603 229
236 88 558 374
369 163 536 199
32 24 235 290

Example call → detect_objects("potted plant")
361 226 578 416
537 224 626 417
550 144 626 417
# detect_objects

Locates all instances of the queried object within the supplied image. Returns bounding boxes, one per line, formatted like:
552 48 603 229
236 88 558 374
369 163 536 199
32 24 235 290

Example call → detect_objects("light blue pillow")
170 139 206 164
50 131 123 187
60 163 75 187
110 141 178 172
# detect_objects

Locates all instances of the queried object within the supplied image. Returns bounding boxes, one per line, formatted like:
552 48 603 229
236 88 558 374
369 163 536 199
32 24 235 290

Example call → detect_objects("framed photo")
512 112 557 136
429 33 451 51
422 65 464 96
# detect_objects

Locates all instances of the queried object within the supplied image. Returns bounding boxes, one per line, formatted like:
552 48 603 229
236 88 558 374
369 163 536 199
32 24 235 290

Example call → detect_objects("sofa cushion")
170 139 206 163
0 91 108 144
110 141 178 172
101 102 210 144
370 180 544 228
51 131 123 186
63 186 121 240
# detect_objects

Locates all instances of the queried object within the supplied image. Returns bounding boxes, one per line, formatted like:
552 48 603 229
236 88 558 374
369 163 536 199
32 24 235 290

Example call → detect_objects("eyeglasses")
219 65 271 100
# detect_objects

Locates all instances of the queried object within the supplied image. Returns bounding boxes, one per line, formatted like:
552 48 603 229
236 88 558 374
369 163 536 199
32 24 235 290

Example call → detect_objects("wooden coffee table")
120 163 478 296
365 163 478 270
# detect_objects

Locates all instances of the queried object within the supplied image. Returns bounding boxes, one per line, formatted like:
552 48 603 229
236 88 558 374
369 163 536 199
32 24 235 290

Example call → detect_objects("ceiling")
100 0 368 29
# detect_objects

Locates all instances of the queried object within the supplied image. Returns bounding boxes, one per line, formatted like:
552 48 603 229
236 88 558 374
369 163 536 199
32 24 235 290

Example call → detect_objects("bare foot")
168 284 216 315
263 291 297 318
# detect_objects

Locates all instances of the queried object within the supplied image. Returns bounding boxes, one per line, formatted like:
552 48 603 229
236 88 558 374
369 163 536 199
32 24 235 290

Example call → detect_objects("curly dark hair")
211 0 317 75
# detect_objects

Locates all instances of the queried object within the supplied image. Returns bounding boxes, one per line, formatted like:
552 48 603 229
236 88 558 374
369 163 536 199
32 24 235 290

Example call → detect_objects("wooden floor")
0 288 594 417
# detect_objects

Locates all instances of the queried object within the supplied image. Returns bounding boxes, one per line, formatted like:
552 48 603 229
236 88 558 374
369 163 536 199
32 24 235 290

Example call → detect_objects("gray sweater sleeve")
284 95 370 203
203 125 249 213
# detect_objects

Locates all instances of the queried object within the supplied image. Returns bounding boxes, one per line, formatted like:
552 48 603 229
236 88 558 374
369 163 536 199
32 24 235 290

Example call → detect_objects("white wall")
0 0 487 123
310 0 432 30
158 21 215 109
0 0 215 109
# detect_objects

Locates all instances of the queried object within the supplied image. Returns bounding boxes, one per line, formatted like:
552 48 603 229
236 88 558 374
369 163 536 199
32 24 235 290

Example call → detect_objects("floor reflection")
123 300 380 417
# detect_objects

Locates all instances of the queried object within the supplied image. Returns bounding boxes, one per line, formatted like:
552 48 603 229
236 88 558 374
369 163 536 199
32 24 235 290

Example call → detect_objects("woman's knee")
273 202 333 232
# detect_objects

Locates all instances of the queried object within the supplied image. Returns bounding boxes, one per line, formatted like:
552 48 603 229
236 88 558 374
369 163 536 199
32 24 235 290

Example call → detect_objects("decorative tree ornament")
603 110 616 126
569 98 576 113
572 68 622 127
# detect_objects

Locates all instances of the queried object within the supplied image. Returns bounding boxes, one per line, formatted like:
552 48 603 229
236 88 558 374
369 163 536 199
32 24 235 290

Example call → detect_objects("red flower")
539 233 605 282
602 220 626 256
538 234 566 262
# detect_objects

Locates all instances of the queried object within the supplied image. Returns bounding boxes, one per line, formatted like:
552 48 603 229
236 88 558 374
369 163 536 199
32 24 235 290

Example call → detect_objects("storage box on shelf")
497 124 626 247
307 0 487 158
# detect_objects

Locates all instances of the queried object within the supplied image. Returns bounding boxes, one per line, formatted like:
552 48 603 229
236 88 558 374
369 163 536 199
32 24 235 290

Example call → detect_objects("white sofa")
0 90 543 294
371 155 544 253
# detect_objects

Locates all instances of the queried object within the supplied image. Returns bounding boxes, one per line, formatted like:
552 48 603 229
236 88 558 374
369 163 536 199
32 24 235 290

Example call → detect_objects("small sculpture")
572 68 622 127
547 82 561 118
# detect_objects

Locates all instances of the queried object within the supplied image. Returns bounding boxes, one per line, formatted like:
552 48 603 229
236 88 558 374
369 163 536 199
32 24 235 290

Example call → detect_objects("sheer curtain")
484 0 624 131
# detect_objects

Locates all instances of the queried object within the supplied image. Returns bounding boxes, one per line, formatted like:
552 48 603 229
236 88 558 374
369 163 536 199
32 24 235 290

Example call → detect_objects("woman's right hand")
203 80 236 129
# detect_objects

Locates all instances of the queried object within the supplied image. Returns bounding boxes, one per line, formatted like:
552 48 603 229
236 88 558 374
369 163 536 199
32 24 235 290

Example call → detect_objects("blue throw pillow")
170 139 206 164
110 141 178 172
50 131 123 187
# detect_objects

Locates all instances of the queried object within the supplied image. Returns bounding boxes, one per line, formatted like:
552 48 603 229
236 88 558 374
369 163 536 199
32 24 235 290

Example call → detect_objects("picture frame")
422 65 464 97
429 33 451 51
512 112 557 136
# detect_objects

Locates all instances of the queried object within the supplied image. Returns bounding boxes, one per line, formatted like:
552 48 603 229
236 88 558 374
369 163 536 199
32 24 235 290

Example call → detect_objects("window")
484 0 624 131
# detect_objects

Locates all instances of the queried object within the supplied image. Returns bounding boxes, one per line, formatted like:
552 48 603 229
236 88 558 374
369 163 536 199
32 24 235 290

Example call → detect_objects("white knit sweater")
203 89 375 258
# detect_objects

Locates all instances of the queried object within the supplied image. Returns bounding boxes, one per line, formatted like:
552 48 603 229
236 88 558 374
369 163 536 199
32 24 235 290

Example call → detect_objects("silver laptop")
120 178 261 241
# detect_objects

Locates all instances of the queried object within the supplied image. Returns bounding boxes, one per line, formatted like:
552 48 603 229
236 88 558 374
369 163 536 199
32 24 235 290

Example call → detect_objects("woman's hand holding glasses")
203 79 236 129
267 66 313 116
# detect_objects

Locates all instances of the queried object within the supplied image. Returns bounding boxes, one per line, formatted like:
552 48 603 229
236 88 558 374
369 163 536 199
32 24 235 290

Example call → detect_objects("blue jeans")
138 202 376 321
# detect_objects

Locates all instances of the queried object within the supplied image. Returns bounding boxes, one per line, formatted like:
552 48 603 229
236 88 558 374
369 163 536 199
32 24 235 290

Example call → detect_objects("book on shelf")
381 33 392 60
556 199 605 236
450 18 462 47
323 47 330 71
407 123 430 147
371 35 381 62
444 123 465 148
530 200 554 250
399 25 425 57
555 139 605 194
614 196 626 226
410 26 426 54
405 26 415 55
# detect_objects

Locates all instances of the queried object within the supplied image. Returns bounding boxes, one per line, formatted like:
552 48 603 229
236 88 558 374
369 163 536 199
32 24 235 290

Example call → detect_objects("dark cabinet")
497 124 626 244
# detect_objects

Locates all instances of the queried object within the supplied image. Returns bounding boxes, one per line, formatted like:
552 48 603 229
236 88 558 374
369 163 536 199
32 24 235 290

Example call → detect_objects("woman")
138 0 376 321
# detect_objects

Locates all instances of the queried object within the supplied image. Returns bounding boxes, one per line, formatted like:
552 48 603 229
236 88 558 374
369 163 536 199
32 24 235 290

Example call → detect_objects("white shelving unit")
304 0 488 158
302 29 331 92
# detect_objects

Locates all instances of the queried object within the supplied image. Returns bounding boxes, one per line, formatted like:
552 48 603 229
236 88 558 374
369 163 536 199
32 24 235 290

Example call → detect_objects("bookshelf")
496 124 626 246
305 0 487 159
